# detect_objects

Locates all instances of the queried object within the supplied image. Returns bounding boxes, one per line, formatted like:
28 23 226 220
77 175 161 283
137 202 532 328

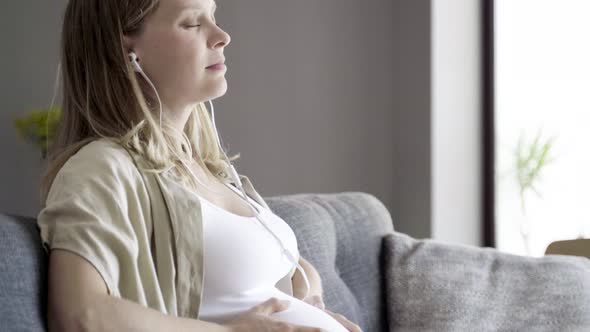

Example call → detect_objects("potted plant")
14 107 61 159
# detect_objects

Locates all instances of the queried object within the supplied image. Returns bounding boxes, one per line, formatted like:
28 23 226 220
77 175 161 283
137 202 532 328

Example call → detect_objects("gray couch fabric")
2 191 590 332
0 214 48 332
266 192 394 332
0 191 394 332
383 231 590 332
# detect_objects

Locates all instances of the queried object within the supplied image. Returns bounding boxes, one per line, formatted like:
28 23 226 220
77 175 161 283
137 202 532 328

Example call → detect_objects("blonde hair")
40 0 239 205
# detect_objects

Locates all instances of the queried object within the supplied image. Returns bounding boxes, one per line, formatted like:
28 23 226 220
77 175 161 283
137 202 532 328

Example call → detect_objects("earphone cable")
207 100 312 298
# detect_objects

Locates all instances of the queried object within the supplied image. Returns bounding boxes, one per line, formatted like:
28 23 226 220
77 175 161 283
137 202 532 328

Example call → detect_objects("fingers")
324 309 363 332
303 294 326 310
248 297 359 332
296 326 328 332
271 319 327 332
250 297 290 316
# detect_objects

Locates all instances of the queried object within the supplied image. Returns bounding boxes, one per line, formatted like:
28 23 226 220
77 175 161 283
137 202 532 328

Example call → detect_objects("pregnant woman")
36 0 362 331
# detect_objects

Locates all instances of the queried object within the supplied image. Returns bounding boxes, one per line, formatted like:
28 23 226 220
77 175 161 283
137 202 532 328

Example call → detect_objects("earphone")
128 52 162 129
128 52 143 73
127 51 312 299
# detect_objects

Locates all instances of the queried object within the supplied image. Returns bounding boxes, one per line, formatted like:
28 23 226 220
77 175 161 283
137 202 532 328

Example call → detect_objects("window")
493 0 590 256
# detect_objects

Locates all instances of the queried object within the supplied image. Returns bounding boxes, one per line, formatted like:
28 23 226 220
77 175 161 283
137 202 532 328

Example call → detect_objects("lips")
206 58 225 69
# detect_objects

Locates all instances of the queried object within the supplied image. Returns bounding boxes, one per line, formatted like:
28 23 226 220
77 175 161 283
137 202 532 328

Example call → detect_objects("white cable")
131 50 311 298
207 100 312 299
130 53 224 195
136 69 162 130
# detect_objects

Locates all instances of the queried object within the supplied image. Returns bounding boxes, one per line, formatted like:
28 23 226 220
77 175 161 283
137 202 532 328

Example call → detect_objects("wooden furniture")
545 238 590 259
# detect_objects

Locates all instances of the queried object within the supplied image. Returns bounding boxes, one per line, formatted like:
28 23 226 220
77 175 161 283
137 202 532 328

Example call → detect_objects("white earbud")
127 51 163 129
128 51 142 73
124 50 311 298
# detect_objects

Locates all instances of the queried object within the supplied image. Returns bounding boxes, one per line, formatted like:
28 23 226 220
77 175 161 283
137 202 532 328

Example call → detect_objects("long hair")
40 0 239 205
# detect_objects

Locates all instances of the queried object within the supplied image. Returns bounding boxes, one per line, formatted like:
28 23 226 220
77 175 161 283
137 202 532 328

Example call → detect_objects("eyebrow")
180 1 217 14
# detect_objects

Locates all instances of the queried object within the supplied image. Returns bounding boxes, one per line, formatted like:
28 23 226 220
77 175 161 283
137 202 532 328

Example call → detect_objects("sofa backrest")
0 214 48 332
266 192 394 332
0 191 395 332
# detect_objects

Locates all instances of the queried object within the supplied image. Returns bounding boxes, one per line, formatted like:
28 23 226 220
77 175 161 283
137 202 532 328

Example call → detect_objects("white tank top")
195 183 349 332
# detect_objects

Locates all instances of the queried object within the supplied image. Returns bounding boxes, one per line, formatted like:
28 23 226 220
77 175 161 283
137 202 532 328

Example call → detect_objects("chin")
207 82 228 100
193 89 227 104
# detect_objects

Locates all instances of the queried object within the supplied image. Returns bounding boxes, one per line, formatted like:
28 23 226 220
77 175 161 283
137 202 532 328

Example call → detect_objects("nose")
209 25 231 49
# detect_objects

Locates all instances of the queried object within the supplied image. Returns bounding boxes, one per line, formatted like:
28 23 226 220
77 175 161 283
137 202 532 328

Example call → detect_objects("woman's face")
124 0 230 115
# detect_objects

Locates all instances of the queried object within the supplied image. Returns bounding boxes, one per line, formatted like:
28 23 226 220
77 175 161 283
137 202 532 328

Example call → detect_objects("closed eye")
185 22 220 29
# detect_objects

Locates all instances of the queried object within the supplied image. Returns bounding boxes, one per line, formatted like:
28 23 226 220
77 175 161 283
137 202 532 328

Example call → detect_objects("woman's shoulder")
48 138 144 200
59 138 140 177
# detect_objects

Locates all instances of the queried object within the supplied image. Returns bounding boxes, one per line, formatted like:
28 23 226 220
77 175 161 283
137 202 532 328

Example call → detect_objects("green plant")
14 107 61 158
514 128 557 255
515 128 557 212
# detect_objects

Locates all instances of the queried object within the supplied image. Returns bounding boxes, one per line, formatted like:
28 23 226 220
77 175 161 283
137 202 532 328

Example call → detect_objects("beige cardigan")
37 138 300 319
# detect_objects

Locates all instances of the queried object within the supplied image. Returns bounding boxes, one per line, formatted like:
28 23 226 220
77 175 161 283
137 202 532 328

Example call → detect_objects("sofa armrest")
382 232 590 331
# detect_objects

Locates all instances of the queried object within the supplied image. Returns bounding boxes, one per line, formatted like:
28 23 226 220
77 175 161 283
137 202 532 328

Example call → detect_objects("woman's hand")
302 294 325 310
302 295 364 332
224 297 328 332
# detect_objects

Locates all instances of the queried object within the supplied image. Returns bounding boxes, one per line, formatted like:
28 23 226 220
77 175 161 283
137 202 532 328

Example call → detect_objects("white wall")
431 0 483 246
1 1 402 231
2 0 485 246
0 1 65 216
389 0 433 239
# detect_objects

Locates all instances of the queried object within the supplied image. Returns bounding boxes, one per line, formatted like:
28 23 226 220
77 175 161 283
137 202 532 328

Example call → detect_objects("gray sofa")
1 191 590 331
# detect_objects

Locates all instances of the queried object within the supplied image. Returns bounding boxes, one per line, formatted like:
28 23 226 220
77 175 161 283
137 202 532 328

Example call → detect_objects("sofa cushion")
266 191 394 332
383 231 590 331
0 214 48 332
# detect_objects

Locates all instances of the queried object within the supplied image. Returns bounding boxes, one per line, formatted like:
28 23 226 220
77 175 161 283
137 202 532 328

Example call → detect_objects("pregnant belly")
198 288 349 332
268 290 349 332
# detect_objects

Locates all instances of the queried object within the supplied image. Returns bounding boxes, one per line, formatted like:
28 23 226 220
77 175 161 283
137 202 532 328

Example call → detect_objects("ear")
122 35 136 54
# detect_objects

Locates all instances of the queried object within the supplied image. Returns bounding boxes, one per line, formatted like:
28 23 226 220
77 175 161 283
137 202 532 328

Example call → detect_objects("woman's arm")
292 256 323 300
51 250 327 332
49 249 231 332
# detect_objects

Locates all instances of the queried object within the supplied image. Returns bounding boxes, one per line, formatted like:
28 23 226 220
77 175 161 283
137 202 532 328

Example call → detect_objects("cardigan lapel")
123 146 276 318
155 170 271 318
125 149 204 319
155 171 204 319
